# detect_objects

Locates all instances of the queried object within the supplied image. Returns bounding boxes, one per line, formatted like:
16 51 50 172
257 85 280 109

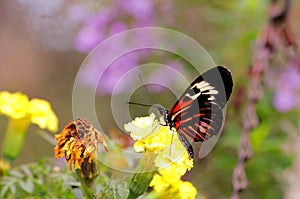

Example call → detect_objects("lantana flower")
124 113 197 199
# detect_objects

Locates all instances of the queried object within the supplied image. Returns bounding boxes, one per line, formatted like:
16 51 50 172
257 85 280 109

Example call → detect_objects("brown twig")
231 0 295 198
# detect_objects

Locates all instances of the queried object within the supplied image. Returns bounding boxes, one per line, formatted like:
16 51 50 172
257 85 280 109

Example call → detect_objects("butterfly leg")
169 129 175 157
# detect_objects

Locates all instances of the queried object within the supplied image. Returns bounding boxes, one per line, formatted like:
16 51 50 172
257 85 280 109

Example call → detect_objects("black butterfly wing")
168 66 233 158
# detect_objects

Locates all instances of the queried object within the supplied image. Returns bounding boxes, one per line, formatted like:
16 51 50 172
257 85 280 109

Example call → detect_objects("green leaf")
10 170 23 178
250 121 272 151
21 165 33 178
19 179 34 193
1 182 11 197
9 183 16 195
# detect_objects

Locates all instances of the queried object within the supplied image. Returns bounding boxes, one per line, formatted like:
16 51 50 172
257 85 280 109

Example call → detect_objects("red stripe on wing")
193 113 205 117
174 117 193 129
188 125 205 141
179 128 196 141
194 123 210 136
170 97 194 114
200 121 215 130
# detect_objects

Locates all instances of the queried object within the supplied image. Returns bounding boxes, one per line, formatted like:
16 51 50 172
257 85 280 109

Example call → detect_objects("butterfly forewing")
168 66 233 158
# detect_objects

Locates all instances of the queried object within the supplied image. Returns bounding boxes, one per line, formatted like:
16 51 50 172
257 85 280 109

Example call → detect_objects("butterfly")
159 66 233 158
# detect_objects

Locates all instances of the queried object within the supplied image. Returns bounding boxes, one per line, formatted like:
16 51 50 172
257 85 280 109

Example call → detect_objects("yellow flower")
0 91 30 119
150 152 195 198
125 113 197 199
125 113 172 153
133 125 172 153
149 174 170 193
149 174 197 199
156 133 193 168
29 99 58 132
0 159 10 177
178 181 198 199
0 91 58 132
124 113 157 140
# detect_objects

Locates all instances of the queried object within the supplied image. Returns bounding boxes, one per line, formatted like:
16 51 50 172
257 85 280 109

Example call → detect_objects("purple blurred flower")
116 0 155 28
74 11 111 52
73 1 175 94
273 87 298 112
74 25 104 52
273 63 300 112
134 17 155 28
281 64 300 89
108 22 128 35
98 52 139 94
78 49 139 94
147 61 184 92
116 0 153 20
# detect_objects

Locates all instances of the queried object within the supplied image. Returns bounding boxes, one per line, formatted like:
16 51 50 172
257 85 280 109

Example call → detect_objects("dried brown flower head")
54 118 108 173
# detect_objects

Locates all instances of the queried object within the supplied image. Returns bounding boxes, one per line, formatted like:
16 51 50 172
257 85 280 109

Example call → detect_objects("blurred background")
0 0 300 198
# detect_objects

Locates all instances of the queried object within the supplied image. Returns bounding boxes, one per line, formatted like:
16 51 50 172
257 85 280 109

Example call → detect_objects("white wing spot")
204 90 219 95
186 93 201 100
187 81 219 100
208 96 216 100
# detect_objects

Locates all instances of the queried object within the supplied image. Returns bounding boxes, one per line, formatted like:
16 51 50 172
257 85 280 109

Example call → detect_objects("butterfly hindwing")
167 66 233 158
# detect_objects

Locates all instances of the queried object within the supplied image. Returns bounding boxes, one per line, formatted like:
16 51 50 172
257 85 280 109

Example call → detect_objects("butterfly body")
162 66 233 158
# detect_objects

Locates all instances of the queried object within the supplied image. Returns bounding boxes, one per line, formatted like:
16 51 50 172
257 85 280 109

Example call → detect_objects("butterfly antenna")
127 101 162 110
127 102 153 107
127 74 161 110
138 73 158 104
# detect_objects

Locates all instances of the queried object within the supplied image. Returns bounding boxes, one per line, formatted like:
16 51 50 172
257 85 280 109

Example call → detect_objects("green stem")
75 169 96 199
1 118 30 164
127 153 157 199
127 191 138 199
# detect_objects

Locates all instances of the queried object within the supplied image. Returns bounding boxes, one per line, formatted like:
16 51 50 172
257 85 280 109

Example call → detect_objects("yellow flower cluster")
0 91 58 132
150 174 197 199
124 113 172 153
124 113 197 199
